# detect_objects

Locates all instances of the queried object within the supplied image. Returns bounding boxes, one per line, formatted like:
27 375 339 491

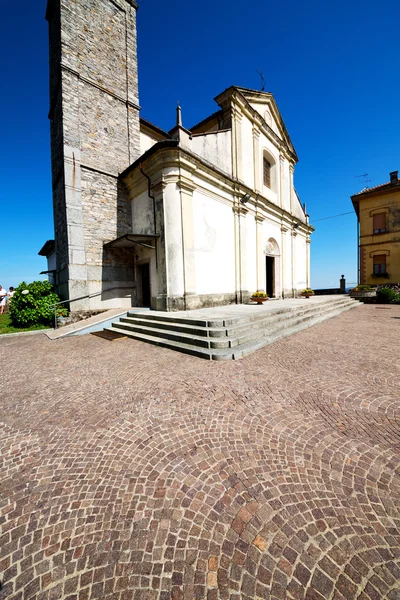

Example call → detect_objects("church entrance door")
266 256 274 297
138 263 151 307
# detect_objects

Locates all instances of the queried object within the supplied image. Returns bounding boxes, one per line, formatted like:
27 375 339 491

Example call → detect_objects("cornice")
122 143 313 233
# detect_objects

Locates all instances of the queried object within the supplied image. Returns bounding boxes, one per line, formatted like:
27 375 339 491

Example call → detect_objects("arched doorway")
264 239 280 298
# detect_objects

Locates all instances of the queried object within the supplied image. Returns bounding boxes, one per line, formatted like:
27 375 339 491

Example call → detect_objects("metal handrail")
52 286 134 329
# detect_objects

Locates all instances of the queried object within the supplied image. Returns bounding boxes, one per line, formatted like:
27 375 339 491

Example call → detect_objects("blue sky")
1 0 399 290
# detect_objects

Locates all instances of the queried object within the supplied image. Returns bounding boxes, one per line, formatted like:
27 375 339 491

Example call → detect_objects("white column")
306 236 311 289
291 229 297 297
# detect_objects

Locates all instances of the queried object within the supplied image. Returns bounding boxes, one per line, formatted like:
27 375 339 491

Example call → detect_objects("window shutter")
373 254 386 274
373 213 386 233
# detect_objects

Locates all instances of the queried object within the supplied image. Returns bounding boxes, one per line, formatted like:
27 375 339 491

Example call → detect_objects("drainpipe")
139 164 158 270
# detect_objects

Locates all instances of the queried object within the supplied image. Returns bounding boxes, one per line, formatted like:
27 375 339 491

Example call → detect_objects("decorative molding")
370 249 390 257
232 205 248 216
369 207 390 216
177 178 197 194
255 214 265 224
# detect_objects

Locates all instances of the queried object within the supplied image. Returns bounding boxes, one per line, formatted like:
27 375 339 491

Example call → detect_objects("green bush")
10 281 67 327
392 292 400 305
376 287 397 304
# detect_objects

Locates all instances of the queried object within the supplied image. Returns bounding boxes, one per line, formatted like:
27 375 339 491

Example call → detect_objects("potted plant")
349 285 376 302
250 291 269 304
301 288 314 298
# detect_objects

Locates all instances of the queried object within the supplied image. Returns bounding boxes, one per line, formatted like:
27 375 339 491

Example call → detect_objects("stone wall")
46 0 140 309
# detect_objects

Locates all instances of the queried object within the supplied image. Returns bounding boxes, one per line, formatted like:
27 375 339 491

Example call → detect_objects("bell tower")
46 0 140 308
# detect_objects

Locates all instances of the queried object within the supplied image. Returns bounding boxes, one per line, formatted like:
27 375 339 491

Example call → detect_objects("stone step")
113 298 357 350
105 297 361 360
122 297 358 340
125 295 355 329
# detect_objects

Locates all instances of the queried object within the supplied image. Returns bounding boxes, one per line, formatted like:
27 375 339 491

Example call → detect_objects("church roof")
140 117 171 139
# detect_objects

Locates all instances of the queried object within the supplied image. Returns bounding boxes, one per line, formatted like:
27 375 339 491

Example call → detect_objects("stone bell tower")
46 0 140 308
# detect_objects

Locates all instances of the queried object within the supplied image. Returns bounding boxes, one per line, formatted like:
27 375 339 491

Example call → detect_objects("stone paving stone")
0 304 400 599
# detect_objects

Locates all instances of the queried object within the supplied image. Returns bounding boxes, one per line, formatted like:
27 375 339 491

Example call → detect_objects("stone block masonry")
47 0 140 309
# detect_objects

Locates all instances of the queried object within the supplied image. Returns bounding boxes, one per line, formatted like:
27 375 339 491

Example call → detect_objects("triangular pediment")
214 86 297 162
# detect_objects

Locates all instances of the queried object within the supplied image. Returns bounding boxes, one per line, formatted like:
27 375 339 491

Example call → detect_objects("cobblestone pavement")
1 304 400 600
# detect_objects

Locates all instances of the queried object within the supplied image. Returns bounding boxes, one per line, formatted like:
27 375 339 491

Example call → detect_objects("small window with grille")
373 254 386 275
373 213 386 234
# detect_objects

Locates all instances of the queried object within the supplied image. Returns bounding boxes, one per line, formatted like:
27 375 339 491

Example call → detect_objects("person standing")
0 286 7 314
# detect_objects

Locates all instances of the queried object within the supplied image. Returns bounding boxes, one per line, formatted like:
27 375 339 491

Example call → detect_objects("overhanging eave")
104 233 159 250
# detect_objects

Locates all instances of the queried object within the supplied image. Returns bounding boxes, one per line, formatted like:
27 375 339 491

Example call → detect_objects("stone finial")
176 103 182 127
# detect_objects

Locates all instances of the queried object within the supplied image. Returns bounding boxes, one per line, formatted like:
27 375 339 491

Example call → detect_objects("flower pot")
301 293 314 299
251 296 269 304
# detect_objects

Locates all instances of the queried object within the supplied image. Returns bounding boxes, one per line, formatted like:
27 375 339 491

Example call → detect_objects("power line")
312 211 354 223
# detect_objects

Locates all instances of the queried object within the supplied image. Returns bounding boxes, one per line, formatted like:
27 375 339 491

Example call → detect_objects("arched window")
262 151 276 192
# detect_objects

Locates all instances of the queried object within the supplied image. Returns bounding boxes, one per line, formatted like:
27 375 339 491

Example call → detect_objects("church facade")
42 0 313 311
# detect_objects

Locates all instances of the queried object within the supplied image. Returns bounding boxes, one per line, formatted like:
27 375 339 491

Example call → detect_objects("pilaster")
279 154 285 209
306 236 311 289
232 203 249 303
255 214 265 290
178 178 197 298
291 228 297 297
253 126 261 193
289 163 295 214
232 107 243 182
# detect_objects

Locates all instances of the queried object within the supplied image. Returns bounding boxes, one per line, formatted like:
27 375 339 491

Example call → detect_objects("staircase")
104 296 360 360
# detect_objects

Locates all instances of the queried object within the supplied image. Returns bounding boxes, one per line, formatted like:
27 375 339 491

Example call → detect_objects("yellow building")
351 171 400 285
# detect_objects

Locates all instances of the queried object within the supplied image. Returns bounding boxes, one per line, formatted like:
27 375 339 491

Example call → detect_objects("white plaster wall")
244 215 257 293
240 117 254 189
191 131 232 176
293 190 306 221
294 235 307 290
192 190 235 294
131 190 155 235
140 130 159 155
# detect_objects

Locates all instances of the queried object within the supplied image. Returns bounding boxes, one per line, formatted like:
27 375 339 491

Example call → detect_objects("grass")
0 313 50 335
